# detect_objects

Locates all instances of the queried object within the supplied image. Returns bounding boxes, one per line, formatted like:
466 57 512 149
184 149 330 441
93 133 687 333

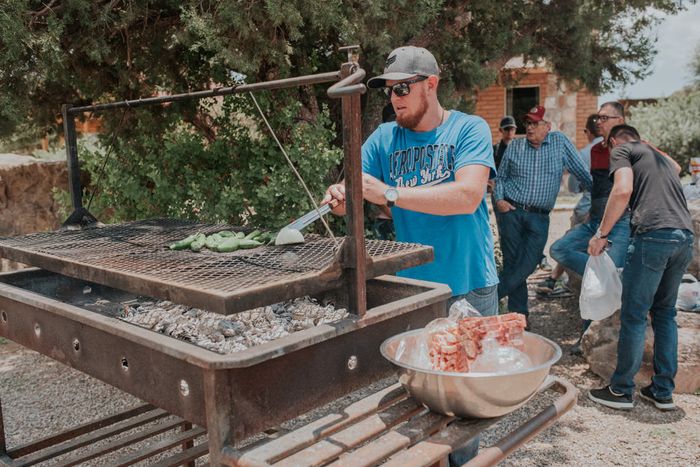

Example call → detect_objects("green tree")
629 89 700 174
692 43 700 86
0 0 694 225
629 42 700 174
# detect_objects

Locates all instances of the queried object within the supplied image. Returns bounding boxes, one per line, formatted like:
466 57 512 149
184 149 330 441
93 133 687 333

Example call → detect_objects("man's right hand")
322 183 347 215
495 199 515 213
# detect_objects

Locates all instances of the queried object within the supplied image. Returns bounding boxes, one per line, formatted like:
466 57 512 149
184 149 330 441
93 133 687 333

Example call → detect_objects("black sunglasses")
593 114 622 123
383 76 428 97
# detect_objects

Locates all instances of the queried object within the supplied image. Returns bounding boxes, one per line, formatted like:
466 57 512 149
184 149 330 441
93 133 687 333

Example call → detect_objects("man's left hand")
588 237 608 256
362 174 389 205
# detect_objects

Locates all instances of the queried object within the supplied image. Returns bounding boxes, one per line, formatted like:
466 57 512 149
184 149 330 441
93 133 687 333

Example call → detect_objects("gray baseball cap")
367 46 440 89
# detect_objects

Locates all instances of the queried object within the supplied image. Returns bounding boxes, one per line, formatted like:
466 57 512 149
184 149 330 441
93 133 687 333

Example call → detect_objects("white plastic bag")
580 252 622 320
469 333 533 373
676 274 700 312
448 298 482 320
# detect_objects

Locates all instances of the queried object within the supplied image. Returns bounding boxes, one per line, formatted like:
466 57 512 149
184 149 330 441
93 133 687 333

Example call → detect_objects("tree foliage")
629 89 700 174
692 43 700 86
629 42 700 175
80 92 344 228
0 0 693 225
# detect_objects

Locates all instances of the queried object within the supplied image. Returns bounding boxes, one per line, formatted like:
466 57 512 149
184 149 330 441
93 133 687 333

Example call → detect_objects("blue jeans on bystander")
610 228 694 398
550 216 631 277
497 208 550 316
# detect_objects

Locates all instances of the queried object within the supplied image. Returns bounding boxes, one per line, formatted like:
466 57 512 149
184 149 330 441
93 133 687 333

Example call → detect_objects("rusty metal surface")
1 404 208 467
0 218 433 314
0 270 449 429
466 377 578 467
338 62 368 318
220 297 444 442
225 377 577 467
6 404 154 459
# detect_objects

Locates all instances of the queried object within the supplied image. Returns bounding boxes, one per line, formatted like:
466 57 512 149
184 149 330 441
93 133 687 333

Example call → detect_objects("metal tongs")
283 198 340 231
276 199 339 245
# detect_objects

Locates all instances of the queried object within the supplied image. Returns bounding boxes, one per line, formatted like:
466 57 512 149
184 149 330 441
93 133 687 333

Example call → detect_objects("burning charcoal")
270 303 287 314
185 308 204 318
218 320 245 337
117 296 348 354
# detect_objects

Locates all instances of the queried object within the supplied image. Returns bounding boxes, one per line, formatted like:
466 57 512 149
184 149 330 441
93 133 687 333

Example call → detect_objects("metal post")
180 421 195 467
62 104 82 211
0 398 6 454
340 62 367 318
202 370 232 466
61 104 99 228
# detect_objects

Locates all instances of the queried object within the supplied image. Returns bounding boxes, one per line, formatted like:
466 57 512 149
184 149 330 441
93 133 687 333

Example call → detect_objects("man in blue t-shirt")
323 44 498 466
323 46 498 310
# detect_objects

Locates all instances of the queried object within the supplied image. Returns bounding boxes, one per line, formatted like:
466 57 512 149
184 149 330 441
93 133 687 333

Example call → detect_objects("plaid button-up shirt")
494 131 593 211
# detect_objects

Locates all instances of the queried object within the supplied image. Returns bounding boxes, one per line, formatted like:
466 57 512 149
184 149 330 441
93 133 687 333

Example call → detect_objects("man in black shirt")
588 125 692 411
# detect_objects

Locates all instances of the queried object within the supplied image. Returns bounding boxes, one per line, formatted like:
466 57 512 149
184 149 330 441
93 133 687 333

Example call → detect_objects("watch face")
385 188 399 202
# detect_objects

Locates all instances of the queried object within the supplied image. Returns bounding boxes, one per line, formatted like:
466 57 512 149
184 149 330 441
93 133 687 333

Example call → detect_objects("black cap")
499 116 516 129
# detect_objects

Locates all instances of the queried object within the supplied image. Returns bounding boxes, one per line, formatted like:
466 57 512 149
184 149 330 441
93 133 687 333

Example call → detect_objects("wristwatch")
384 187 399 207
594 228 609 240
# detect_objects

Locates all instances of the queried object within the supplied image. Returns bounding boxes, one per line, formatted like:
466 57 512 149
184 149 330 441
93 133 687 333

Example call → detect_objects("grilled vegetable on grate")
170 230 275 252
169 233 200 250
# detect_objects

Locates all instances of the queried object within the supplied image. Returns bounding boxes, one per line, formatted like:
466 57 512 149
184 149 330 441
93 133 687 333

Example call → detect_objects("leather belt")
505 198 550 215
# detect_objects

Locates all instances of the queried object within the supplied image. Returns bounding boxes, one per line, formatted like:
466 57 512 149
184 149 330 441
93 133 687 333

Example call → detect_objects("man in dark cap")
490 115 518 232
493 115 517 170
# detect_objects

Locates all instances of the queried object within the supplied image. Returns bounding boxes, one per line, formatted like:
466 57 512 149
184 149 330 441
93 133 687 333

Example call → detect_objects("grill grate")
0 219 432 314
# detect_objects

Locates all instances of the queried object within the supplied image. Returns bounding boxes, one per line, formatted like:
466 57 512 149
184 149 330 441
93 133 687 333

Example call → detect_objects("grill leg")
203 370 232 466
0 398 5 454
180 421 195 467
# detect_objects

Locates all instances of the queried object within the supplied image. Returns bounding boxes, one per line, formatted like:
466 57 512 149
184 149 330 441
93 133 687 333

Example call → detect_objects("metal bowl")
380 329 562 418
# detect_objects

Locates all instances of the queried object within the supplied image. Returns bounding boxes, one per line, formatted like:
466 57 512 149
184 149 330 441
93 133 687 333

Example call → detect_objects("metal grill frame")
0 219 433 314
60 48 374 318
0 269 450 456
0 51 454 466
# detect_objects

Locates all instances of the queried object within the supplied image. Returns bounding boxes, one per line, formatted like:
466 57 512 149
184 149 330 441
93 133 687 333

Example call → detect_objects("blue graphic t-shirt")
362 111 498 296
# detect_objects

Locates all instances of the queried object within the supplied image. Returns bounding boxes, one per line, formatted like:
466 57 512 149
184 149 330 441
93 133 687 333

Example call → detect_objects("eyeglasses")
383 76 428 97
524 120 546 128
594 115 622 123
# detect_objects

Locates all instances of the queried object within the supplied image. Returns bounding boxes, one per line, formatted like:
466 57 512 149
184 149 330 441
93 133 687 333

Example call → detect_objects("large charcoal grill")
0 218 432 314
0 50 454 466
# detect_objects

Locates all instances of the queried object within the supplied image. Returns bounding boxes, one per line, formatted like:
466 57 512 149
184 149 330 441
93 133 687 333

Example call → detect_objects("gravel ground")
1 206 698 465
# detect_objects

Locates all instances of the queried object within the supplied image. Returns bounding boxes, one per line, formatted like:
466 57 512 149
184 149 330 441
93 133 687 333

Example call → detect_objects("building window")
506 86 540 135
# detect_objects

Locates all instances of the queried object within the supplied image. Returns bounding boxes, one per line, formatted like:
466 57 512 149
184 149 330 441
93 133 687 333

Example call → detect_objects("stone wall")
0 154 68 270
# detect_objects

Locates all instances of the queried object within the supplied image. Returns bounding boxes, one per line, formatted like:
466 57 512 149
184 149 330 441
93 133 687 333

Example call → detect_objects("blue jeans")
447 284 498 466
610 228 694 398
550 216 631 277
448 284 499 317
497 208 550 316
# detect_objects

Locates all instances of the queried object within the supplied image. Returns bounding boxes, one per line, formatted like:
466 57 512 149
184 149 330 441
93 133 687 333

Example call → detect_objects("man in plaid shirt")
494 105 592 321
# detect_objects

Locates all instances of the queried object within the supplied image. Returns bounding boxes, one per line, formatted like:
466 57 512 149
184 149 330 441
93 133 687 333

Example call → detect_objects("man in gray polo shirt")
588 124 691 411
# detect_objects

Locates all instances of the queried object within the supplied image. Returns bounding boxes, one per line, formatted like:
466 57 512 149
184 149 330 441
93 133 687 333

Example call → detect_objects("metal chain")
86 107 130 211
248 92 339 247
